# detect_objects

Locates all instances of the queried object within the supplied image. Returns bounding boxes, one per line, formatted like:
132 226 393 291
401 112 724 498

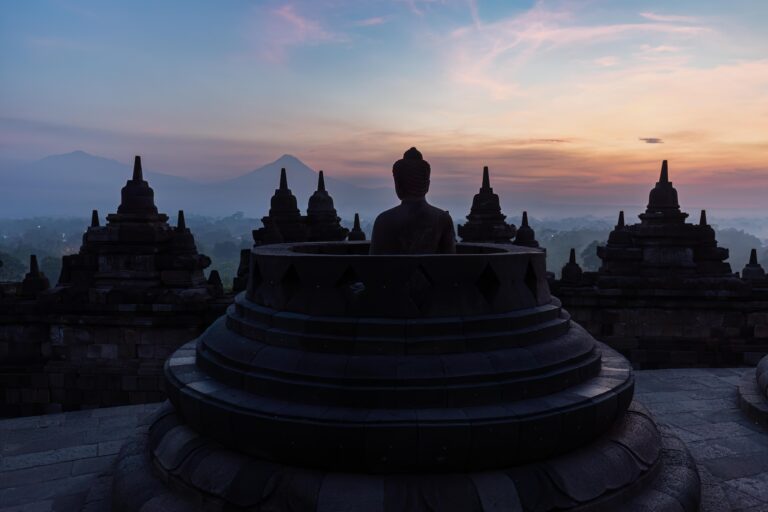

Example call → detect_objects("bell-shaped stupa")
305 171 349 241
253 168 309 244
458 166 517 243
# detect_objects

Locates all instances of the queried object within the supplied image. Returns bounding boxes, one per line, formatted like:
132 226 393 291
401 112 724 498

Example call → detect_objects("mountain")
0 151 394 220
212 154 393 219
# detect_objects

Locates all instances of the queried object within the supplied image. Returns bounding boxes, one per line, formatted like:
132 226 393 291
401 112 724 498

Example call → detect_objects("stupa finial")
513 211 539 248
20 253 50 296
643 159 684 221
279 168 288 191
617 210 625 228
659 160 669 183
348 212 366 241
742 248 765 280
482 166 491 190
91 209 100 227
560 247 583 284
177 210 186 230
133 156 143 182
699 209 707 226
318 171 326 192
208 269 222 287
29 254 40 276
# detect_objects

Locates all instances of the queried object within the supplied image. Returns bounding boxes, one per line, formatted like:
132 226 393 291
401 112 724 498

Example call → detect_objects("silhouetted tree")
580 241 605 271
0 252 25 281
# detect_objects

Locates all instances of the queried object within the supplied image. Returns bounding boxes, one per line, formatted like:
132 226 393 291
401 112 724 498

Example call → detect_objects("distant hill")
209 154 394 219
0 151 394 220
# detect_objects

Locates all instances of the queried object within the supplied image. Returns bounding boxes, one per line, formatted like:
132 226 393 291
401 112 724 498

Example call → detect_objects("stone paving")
635 368 768 512
0 403 160 512
0 369 766 512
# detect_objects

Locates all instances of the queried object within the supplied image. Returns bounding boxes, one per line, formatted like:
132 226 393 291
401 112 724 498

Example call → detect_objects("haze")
2 0 768 212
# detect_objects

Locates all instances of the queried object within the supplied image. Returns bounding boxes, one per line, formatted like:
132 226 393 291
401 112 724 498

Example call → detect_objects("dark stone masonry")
102 149 701 511
0 157 229 417
235 167 360 291
739 354 768 429
2 149 768 512
549 161 768 368
457 166 517 244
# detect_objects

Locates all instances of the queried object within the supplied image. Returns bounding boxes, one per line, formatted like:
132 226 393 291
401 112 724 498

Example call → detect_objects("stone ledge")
106 401 698 512
737 368 768 430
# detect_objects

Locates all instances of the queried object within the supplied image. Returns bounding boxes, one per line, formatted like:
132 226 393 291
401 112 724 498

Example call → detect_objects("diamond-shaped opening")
335 265 365 296
476 263 500 305
524 260 538 302
279 264 302 303
408 265 434 312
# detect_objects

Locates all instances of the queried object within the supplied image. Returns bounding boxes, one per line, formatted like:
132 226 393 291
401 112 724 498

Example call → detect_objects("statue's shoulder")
372 204 404 229
429 204 454 223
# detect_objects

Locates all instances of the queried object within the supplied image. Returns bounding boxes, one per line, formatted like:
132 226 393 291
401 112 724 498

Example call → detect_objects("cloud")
248 4 347 63
640 12 698 24
467 0 481 28
639 137 664 144
446 2 711 98
594 56 619 67
638 44 681 54
354 16 389 27
397 0 442 17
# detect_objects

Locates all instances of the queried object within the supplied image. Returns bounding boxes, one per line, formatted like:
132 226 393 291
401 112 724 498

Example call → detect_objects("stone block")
100 344 118 359
21 388 37 403
50 326 65 346
125 330 139 345
137 345 154 359
51 389 65 403
138 376 158 391
747 312 768 326
122 376 139 391
31 374 48 388
723 312 744 328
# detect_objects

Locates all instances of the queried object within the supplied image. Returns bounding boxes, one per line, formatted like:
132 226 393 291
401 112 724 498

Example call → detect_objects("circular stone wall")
164 242 630 473
113 241 700 511
246 242 551 317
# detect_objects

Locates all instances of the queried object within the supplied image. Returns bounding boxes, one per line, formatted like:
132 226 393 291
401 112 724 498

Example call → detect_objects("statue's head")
393 147 430 200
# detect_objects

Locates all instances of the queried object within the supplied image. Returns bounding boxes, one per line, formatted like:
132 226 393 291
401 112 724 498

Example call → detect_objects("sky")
2 0 768 211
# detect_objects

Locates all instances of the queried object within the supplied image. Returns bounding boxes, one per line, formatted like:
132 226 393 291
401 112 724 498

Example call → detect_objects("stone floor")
0 403 160 512
0 369 766 512
635 368 768 512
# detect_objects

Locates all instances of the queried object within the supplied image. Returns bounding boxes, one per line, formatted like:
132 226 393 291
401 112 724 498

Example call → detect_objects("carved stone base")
111 401 700 512
738 356 768 430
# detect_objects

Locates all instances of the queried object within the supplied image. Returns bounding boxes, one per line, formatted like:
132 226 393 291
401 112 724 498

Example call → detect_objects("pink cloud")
249 4 347 63
594 56 619 67
446 2 711 98
640 12 698 23
397 0 442 17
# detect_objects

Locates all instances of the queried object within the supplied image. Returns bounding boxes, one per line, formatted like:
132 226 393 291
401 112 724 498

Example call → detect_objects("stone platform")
1 368 766 512
738 357 768 429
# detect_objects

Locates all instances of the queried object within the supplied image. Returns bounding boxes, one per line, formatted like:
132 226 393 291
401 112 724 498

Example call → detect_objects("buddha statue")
369 147 456 254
